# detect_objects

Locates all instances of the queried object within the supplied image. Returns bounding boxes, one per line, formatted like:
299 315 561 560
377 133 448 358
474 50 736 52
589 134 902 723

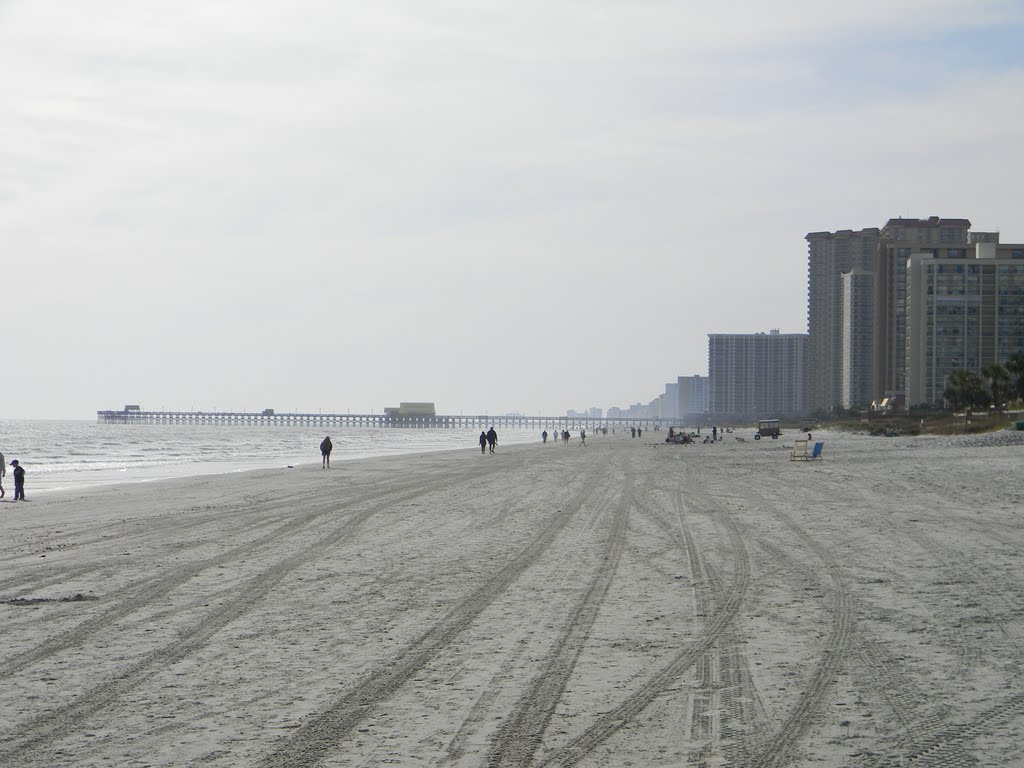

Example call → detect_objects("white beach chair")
790 440 809 461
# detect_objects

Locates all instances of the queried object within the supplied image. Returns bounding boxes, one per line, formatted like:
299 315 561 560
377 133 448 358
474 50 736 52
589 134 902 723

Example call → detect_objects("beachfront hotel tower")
708 330 807 420
805 228 879 413
841 268 875 410
905 244 1024 407
807 216 1024 412
677 375 709 424
873 217 973 405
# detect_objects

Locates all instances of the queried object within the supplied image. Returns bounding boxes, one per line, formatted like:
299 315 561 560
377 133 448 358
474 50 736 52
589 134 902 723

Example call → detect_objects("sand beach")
1 428 1023 767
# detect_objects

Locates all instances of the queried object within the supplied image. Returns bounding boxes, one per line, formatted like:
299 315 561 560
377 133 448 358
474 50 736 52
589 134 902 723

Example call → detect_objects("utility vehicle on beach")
754 419 781 440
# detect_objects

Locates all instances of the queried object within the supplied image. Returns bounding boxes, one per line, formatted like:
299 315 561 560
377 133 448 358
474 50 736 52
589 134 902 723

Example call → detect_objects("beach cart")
754 419 781 440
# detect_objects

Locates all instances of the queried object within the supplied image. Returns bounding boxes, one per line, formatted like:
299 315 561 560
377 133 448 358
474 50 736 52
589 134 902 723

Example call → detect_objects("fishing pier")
96 407 659 431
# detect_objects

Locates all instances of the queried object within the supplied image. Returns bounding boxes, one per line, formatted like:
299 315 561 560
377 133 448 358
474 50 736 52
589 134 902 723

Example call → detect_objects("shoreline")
2 424 545 497
10 442 501 500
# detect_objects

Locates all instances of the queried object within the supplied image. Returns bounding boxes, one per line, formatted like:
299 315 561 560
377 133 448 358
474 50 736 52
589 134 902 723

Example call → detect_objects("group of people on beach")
540 429 590 445
0 451 26 500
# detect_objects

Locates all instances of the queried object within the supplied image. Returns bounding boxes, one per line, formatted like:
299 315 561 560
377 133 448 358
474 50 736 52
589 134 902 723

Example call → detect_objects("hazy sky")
3 1 1023 419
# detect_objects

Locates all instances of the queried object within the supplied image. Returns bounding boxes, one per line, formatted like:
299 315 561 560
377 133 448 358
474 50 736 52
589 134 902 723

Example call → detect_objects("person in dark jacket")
320 437 333 468
11 459 25 501
479 431 488 454
486 427 497 454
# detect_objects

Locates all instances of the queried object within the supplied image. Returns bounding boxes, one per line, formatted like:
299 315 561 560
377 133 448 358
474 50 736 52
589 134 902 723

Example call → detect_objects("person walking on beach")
0 451 5 498
486 427 497 454
579 429 587 447
10 460 25 501
542 430 548 444
479 431 488 454
630 426 636 438
320 436 333 468
712 426 717 442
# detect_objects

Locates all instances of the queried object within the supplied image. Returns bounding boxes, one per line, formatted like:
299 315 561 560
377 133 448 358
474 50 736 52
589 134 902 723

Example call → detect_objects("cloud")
0 0 1022 416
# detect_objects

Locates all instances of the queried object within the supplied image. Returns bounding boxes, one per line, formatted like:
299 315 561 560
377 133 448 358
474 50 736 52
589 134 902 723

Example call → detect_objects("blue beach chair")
791 441 824 461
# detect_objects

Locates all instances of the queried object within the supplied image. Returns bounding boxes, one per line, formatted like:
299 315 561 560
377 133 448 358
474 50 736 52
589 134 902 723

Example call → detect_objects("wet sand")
1 428 1023 767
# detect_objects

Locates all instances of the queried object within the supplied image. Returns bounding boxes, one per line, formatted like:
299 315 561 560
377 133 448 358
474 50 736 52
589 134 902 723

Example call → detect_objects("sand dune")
1 429 1022 766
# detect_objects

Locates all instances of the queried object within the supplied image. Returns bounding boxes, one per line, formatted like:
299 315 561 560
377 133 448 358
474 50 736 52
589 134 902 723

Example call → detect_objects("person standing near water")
0 451 5 498
320 436 333 468
10 459 25 501
486 427 497 454
479 431 488 454
542 430 548 444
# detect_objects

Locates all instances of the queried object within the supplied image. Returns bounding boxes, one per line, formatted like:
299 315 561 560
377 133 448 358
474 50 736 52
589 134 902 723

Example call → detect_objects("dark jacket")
320 438 333 454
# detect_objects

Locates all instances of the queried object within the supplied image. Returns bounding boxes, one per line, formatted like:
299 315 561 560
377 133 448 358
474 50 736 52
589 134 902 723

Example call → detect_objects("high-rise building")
807 216 982 412
805 228 879 412
708 330 807 419
905 245 1024 406
873 217 972 404
841 268 875 409
663 382 679 421
809 216 1024 412
676 375 709 423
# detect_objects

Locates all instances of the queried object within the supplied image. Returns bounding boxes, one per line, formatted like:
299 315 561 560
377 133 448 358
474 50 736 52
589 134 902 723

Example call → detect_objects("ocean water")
0 420 541 495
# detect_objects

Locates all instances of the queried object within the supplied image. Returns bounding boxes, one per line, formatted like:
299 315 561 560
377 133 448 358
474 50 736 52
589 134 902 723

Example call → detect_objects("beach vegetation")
981 362 1012 412
826 408 1019 437
1006 353 1024 405
943 368 990 423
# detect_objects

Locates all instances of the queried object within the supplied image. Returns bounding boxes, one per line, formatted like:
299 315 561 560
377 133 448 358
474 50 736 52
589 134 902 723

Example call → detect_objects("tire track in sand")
0 459 523 761
736 485 853 768
630 483 767 767
669 488 770 768
254 456 614 768
626 479 770 767
859 691 1024 767
485 455 633 767
854 483 1024 649
0 460 514 680
844 484 1024 766
536 466 751 767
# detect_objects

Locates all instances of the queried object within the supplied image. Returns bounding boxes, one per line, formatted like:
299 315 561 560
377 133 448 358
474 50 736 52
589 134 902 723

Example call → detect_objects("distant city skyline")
2 2 1022 419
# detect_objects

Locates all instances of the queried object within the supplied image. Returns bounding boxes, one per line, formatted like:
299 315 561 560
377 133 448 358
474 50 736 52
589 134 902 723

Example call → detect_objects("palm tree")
981 362 1011 412
1005 353 1024 405
943 368 989 425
